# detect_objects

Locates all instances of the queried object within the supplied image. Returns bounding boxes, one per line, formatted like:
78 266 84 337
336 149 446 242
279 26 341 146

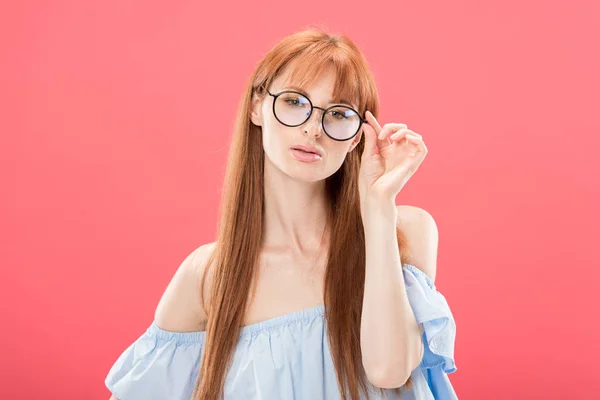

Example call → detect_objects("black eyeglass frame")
266 89 366 142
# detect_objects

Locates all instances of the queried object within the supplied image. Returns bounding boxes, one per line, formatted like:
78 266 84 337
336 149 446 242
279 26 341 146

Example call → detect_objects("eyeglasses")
267 89 365 142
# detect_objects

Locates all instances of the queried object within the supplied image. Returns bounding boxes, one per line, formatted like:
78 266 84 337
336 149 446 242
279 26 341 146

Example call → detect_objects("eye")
281 93 309 108
285 98 301 106
328 109 349 120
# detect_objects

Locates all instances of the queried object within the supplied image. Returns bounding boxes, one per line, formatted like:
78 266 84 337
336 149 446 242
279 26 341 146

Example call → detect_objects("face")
250 65 363 183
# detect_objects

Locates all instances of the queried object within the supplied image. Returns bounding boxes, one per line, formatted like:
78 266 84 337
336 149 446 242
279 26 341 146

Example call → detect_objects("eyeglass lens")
273 91 361 140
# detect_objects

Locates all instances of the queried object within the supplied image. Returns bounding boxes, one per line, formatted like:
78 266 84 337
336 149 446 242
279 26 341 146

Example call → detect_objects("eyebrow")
282 85 357 109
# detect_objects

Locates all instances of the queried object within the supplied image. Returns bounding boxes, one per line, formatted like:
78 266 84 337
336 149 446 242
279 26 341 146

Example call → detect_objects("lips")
291 145 323 157
290 148 321 162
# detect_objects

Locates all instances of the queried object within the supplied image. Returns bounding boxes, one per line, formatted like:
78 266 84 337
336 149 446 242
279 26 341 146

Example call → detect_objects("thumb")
361 122 379 159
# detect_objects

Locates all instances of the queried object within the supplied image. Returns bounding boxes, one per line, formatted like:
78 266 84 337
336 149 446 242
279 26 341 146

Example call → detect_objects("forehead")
273 64 335 93
271 63 358 109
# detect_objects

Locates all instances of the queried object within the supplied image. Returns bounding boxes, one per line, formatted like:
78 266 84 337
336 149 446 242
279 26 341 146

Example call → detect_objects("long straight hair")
193 27 413 400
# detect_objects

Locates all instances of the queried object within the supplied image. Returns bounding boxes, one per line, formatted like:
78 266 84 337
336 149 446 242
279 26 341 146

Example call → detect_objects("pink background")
2 1 598 399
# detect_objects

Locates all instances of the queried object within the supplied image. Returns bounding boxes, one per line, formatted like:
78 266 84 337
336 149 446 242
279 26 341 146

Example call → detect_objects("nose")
303 107 325 138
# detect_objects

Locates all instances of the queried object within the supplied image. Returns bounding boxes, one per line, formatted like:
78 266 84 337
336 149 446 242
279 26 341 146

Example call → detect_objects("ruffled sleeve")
402 263 458 399
105 322 206 400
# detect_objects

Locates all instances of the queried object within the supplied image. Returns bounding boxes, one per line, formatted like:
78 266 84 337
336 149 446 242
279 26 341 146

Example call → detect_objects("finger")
401 130 421 139
379 123 409 141
404 134 428 155
389 129 411 142
376 124 406 150
390 129 423 142
361 121 379 158
376 130 392 150
365 111 383 135
364 112 389 150
388 132 424 154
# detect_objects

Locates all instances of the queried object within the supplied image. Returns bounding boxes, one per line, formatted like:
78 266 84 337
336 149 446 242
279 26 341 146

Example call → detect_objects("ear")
347 128 364 152
250 94 264 127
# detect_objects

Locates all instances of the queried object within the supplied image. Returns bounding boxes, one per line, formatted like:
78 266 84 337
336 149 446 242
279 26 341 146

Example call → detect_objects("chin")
279 157 329 182
285 165 328 183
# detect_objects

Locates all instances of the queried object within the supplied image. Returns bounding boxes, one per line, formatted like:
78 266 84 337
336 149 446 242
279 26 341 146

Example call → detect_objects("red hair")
193 26 413 400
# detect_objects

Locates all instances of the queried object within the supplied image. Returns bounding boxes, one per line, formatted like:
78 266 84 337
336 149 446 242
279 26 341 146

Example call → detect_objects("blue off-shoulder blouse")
105 264 458 399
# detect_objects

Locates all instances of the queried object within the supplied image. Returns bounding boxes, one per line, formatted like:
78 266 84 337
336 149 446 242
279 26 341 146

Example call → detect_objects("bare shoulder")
396 205 439 282
154 241 217 332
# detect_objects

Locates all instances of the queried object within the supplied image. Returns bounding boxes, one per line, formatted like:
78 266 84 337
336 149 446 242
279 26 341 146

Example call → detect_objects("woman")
105 27 457 400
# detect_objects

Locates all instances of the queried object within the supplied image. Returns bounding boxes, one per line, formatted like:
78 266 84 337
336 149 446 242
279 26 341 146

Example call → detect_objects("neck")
262 158 330 258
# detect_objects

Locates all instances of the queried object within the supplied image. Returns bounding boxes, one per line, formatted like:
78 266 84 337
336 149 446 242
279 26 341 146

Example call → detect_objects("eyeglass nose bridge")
301 106 328 135
302 105 328 124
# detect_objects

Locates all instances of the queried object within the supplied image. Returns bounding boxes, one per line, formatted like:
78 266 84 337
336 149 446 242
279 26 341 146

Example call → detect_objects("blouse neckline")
147 263 422 345
149 304 326 344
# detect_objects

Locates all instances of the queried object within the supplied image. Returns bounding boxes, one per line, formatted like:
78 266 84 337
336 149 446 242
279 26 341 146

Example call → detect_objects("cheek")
261 122 289 160
329 142 353 158
324 143 354 167
261 108 285 141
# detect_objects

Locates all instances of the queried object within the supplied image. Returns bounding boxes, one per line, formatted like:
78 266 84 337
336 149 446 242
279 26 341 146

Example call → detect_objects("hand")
359 111 428 202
